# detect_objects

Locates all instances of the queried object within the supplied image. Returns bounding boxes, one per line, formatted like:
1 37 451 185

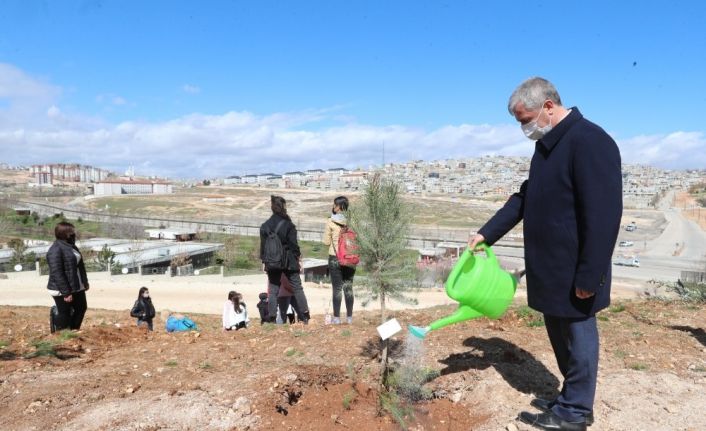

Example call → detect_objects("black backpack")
262 219 287 270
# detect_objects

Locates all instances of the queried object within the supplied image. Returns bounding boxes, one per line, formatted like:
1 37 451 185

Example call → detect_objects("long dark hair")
271 195 290 221
138 286 149 300
333 195 349 212
228 290 242 313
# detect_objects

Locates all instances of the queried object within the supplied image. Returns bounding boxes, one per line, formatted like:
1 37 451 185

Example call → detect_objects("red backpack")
336 226 360 267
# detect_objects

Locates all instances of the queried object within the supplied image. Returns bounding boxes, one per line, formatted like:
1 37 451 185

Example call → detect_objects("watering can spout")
428 305 484 332
408 324 430 339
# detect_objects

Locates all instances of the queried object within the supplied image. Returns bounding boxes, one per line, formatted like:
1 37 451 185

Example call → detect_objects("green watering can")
409 243 518 338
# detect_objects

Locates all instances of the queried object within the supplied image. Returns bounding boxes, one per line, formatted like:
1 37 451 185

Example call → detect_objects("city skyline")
1 1 705 177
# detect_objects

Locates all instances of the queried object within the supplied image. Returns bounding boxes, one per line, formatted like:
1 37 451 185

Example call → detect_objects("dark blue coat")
479 108 622 317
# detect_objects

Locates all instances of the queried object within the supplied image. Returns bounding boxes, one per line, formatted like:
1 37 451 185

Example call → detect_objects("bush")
234 255 255 269
670 281 706 302
110 262 125 275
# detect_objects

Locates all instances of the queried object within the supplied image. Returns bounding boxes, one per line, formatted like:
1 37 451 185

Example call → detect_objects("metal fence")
15 199 524 250
0 261 37 273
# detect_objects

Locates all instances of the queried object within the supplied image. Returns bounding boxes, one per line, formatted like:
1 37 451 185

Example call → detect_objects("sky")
1 0 705 179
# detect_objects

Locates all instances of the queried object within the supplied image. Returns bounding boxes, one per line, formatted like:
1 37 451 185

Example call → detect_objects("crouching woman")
223 291 249 330
130 287 156 330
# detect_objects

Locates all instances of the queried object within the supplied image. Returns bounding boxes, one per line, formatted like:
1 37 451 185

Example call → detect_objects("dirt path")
1 299 704 431
0 271 463 316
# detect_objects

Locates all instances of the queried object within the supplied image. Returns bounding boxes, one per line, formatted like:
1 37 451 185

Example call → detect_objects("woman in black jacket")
130 287 156 330
259 195 310 324
46 221 89 331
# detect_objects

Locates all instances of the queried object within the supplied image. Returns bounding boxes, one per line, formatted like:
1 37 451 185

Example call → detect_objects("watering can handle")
478 242 497 265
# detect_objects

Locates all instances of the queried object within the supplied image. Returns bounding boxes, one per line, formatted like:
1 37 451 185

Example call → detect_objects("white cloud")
0 62 61 128
182 84 200 94
1 63 705 178
46 105 61 118
617 132 706 170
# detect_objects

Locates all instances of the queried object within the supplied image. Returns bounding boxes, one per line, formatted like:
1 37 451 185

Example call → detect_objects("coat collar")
536 106 582 152
56 239 80 252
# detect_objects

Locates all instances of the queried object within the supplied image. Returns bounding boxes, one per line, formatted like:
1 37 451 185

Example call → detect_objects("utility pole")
382 141 385 168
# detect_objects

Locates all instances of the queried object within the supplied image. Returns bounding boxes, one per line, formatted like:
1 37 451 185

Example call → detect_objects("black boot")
301 311 310 325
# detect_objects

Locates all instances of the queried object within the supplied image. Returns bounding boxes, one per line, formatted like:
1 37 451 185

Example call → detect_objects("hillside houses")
212 156 705 207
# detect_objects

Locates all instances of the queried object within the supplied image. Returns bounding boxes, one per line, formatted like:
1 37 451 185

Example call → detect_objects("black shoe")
300 311 310 325
519 411 587 431
530 398 594 426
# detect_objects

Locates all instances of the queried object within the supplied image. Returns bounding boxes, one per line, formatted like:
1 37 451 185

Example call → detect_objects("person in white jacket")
223 291 249 330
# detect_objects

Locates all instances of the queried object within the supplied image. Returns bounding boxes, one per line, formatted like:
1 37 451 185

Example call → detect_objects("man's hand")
575 288 595 299
468 233 486 251
64 294 73 303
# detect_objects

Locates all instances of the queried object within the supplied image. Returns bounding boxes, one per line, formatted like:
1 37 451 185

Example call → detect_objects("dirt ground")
1 299 704 431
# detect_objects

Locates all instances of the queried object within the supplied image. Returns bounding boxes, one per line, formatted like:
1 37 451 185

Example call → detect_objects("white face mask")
521 106 552 140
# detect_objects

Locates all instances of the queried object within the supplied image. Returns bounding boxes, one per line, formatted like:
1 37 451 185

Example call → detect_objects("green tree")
95 244 116 271
8 238 27 265
350 173 419 323
349 173 419 410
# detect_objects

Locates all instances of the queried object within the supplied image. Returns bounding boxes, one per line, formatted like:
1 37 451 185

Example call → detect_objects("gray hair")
507 77 562 115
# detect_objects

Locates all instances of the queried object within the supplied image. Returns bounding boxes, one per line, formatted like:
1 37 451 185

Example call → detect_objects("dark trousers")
266 269 309 322
52 290 87 330
277 296 299 324
544 314 598 423
328 256 355 317
225 321 246 330
137 318 154 331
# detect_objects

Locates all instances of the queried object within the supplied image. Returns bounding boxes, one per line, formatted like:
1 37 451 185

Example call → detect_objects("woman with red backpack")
323 196 356 324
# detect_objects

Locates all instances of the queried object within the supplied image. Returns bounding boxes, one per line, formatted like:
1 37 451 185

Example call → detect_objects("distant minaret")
382 141 385 167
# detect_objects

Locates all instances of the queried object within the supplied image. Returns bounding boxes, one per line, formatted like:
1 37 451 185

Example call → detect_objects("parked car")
619 240 634 247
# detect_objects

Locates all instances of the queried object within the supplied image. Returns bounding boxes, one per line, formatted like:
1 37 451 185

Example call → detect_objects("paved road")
490 192 705 283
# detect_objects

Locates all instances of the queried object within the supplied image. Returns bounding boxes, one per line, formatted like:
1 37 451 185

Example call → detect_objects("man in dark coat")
469 77 622 431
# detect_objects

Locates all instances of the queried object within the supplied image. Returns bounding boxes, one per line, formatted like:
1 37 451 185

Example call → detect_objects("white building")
241 174 258 184
223 176 241 185
94 179 173 196
31 163 111 185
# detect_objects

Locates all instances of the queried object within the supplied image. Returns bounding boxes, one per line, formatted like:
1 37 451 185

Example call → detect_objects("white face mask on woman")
521 107 553 140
